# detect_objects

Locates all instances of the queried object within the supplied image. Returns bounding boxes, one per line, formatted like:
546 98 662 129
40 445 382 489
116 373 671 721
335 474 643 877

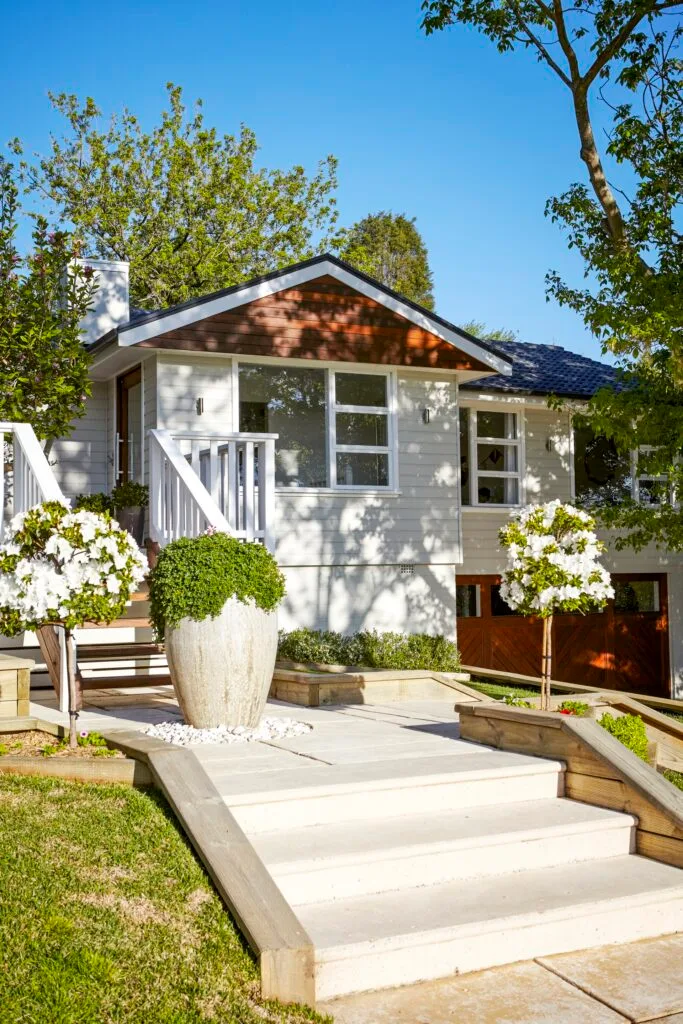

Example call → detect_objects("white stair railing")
0 421 66 536
0 421 70 713
166 432 277 551
148 429 234 547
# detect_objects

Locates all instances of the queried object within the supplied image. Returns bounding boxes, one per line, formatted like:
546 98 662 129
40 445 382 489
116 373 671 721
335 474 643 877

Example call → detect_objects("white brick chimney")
76 259 130 345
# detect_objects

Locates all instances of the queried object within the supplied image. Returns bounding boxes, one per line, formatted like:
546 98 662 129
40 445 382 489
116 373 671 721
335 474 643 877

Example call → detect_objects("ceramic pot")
116 506 145 546
165 596 278 728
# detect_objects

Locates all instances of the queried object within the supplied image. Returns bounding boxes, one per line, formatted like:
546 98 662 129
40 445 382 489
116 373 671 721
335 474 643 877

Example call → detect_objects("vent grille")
399 564 415 576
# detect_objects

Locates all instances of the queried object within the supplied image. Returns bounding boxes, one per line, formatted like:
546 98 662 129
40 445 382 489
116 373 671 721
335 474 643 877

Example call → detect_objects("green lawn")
465 679 540 700
0 775 330 1024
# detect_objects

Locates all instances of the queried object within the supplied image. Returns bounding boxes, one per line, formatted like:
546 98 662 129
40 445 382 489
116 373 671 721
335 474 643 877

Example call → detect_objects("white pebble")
144 717 313 747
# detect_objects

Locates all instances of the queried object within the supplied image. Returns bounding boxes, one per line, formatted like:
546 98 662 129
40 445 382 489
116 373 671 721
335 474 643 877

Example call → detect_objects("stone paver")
319 960 630 1023
538 934 683 1022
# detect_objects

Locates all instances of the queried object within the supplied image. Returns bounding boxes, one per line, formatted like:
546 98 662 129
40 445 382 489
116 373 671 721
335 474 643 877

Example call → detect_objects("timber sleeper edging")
99 728 316 1007
456 702 683 869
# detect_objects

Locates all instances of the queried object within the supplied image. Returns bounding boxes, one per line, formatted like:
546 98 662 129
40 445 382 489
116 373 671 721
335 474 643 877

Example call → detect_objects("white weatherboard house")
5 254 681 698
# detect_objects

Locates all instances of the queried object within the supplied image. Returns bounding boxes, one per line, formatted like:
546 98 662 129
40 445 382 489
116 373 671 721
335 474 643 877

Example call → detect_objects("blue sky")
2 0 613 358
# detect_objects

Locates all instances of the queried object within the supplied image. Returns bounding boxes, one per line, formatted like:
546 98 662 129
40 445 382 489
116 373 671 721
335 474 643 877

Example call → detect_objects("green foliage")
663 769 683 792
19 84 340 309
39 731 116 757
277 627 461 672
149 533 286 639
0 743 7 756
111 481 149 509
0 774 331 1023
503 694 532 708
74 493 114 515
0 158 96 443
557 700 590 716
339 211 435 308
598 712 649 761
459 320 519 343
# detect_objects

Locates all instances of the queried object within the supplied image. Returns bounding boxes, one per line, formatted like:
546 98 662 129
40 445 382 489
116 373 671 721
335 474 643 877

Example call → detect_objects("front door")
116 366 143 484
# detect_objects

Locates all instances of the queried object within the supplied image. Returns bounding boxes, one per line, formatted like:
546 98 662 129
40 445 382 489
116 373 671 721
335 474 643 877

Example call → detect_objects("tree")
17 84 340 310
460 320 519 342
422 1 683 550
0 502 146 746
0 158 96 447
340 211 435 308
499 501 613 709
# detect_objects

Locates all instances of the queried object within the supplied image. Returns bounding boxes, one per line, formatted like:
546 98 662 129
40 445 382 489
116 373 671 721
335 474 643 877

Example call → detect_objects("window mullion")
328 370 337 488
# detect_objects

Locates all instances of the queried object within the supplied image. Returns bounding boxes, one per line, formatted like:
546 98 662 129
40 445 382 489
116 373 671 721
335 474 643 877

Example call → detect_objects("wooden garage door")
456 573 670 698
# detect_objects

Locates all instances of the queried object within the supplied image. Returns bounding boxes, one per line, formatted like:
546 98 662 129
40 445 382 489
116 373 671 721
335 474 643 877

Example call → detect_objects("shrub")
597 712 649 762
663 769 683 791
149 533 286 640
112 481 149 508
74 492 114 515
277 627 460 672
557 700 590 716
503 693 532 708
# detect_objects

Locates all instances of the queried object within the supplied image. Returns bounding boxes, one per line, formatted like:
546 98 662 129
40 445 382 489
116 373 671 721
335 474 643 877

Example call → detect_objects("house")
34 254 682 699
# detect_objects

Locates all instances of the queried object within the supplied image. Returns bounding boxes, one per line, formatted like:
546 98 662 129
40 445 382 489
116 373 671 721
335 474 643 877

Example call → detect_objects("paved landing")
321 934 683 1023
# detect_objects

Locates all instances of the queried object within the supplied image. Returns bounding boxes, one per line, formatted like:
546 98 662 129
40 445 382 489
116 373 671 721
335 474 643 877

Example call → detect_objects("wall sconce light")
196 397 204 416
545 437 554 452
422 408 431 425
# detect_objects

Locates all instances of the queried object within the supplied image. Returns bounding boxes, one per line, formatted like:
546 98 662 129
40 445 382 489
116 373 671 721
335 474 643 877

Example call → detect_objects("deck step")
300 855 683 1000
252 798 635 905
224 751 564 833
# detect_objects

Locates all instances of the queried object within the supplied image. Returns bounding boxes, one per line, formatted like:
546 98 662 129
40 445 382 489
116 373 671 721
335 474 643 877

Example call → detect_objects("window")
634 447 670 506
238 364 328 487
237 364 394 490
490 584 523 615
614 579 660 613
332 372 391 488
573 428 671 506
459 407 521 505
456 584 480 617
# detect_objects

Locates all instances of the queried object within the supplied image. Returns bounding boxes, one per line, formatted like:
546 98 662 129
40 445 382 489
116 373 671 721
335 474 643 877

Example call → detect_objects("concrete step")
300 854 683 1000
224 751 564 833
253 798 635 905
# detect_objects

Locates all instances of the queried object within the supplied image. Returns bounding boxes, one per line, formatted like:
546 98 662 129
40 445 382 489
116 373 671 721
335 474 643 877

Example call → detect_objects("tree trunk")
541 615 553 712
571 86 627 247
65 628 79 749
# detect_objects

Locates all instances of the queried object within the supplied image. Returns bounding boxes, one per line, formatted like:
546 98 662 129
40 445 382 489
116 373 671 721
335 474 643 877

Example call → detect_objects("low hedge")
149 533 286 639
277 627 461 673
597 712 650 762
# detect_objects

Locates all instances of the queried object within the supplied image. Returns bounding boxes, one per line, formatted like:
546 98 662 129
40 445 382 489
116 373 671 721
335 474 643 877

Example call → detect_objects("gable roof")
460 339 619 399
89 254 513 378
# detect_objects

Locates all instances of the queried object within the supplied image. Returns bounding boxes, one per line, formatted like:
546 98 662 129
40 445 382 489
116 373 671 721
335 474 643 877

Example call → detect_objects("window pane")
336 452 389 487
477 476 519 504
491 585 523 616
573 426 631 503
336 373 387 407
477 410 517 439
459 408 471 505
239 364 327 488
336 412 388 447
477 442 518 473
638 479 668 505
614 580 659 613
456 584 479 617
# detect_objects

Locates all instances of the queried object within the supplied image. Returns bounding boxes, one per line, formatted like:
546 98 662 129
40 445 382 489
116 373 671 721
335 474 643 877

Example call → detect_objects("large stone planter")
165 597 278 728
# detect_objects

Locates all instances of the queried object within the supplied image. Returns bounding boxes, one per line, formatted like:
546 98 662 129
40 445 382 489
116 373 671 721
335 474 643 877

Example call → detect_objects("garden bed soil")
0 730 124 758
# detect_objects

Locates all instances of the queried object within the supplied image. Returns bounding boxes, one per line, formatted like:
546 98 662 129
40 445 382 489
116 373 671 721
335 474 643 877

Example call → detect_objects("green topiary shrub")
149 533 286 640
277 627 460 672
111 481 149 509
597 712 649 762
73 492 114 515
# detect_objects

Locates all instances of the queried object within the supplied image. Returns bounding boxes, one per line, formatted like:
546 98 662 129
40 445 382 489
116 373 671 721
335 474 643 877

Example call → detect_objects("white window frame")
459 404 523 507
234 359 398 492
570 423 675 507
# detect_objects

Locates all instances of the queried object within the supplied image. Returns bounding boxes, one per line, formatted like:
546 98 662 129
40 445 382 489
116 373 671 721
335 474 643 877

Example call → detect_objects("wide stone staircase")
220 744 683 1001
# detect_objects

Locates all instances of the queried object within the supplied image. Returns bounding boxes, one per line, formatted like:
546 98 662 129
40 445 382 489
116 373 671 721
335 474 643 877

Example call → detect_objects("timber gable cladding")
138 276 493 371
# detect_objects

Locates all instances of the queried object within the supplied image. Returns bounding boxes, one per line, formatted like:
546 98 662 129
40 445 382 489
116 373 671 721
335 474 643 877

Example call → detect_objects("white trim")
460 405 523 508
117 259 511 375
275 488 402 498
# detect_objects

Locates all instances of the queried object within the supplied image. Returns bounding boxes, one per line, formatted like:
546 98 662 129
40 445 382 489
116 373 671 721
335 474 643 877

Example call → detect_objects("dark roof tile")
461 340 618 398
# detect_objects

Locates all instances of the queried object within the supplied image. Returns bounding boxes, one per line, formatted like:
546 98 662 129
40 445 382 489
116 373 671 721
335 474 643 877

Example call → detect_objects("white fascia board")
117 259 512 376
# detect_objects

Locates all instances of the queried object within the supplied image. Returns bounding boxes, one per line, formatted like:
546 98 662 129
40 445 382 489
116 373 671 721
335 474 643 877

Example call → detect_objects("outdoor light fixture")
422 408 431 425
196 397 204 415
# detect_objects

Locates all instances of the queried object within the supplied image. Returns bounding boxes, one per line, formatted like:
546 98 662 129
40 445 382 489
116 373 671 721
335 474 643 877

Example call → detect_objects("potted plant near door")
111 481 148 547
148 532 286 728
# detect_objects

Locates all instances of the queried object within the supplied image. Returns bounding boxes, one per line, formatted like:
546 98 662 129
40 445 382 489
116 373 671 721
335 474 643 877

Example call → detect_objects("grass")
465 679 540 701
0 774 330 1024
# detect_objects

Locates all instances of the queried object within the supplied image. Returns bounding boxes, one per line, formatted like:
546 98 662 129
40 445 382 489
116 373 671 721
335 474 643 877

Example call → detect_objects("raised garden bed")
0 719 152 786
271 663 480 707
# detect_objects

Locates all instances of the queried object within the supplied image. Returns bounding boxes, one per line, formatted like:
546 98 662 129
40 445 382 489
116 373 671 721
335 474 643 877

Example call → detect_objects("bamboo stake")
541 615 553 711
66 628 78 749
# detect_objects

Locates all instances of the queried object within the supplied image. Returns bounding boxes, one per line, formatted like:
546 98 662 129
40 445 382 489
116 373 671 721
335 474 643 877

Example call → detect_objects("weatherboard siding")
50 382 109 499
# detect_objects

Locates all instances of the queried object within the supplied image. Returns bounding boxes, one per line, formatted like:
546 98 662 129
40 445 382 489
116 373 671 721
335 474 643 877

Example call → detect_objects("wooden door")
116 366 142 484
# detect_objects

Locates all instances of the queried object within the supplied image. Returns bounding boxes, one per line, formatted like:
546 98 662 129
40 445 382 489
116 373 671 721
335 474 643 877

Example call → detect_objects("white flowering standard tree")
0 502 147 747
499 501 614 711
